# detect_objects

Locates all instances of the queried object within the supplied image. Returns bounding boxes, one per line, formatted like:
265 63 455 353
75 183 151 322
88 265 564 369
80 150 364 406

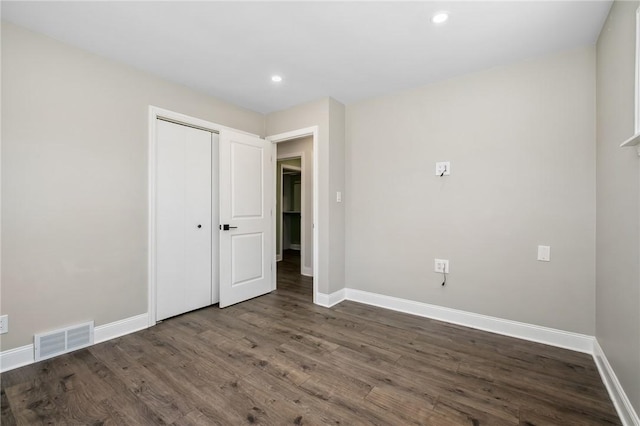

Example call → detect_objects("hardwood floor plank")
3 356 100 425
299 376 402 426
171 410 219 426
457 360 614 411
433 395 519 426
518 405 622 426
0 386 17 426
1 250 621 425
365 384 435 423
91 341 193 424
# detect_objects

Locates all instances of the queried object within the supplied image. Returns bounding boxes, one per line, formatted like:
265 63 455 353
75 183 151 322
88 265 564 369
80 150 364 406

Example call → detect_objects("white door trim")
266 127 319 304
148 106 259 327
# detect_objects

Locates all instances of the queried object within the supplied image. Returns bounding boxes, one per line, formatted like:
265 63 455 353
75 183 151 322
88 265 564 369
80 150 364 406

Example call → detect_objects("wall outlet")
0 315 8 334
537 245 551 262
435 161 451 176
434 259 449 273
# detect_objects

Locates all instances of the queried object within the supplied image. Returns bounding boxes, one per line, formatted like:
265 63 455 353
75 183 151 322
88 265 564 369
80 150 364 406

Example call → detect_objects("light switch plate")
435 162 450 176
537 245 551 262
336 191 342 203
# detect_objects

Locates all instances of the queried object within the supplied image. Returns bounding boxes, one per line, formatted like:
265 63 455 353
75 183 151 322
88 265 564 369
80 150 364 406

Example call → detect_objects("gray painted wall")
1 23 264 351
265 98 346 295
345 47 596 334
328 99 346 294
596 0 640 413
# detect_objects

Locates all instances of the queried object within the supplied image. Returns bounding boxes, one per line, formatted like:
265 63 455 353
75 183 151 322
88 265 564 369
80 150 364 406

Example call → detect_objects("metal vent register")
34 321 94 361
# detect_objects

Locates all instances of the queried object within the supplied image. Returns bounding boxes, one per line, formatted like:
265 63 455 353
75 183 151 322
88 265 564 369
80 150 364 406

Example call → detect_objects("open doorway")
272 135 314 301
280 162 302 259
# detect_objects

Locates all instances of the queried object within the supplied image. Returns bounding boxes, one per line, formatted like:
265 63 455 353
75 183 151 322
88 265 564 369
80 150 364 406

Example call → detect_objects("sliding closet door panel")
183 128 212 310
211 133 220 305
156 120 212 321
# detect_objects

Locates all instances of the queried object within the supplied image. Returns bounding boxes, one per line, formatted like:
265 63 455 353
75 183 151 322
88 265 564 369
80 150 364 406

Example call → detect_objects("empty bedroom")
1 1 639 425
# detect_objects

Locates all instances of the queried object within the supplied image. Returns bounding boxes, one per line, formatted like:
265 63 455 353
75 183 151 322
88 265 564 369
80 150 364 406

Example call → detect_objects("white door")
219 130 273 307
156 120 216 320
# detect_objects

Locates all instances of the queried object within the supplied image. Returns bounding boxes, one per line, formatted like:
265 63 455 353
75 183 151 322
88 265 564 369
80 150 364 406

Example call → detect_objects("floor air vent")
34 321 94 361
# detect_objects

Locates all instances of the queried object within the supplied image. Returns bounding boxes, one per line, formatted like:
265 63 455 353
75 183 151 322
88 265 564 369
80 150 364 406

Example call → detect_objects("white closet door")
156 120 212 320
219 130 273 308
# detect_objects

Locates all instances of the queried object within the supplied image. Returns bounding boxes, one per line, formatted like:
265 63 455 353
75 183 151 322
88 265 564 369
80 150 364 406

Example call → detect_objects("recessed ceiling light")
431 12 449 24
271 75 283 83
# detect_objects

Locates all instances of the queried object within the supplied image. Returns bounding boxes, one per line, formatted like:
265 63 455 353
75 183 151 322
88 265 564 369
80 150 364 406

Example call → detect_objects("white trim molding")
343 288 594 354
0 345 33 373
94 313 149 344
620 6 640 156
0 313 149 373
593 340 640 426
316 289 347 308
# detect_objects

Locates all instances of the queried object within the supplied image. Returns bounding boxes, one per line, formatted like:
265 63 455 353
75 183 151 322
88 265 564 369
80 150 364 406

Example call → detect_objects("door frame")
147 106 261 327
267 127 319 303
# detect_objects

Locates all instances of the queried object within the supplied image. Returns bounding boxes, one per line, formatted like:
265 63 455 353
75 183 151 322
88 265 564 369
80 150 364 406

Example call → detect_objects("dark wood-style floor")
1 250 620 425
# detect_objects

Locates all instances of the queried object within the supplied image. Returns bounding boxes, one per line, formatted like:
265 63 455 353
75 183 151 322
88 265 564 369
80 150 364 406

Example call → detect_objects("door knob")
197 224 202 229
221 224 238 231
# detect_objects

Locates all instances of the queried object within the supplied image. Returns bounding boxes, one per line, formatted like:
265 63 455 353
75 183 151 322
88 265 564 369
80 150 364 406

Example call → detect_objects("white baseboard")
315 289 346 308
0 344 34 373
593 340 640 426
301 266 313 277
289 244 301 250
343 288 594 354
94 313 149 344
276 254 283 262
0 313 149 373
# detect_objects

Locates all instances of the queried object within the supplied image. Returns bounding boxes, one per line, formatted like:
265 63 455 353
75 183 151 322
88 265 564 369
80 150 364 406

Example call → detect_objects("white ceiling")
2 1 612 114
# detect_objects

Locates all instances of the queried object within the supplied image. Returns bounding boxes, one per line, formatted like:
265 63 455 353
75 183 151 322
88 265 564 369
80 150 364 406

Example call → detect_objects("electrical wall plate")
0 315 8 334
434 259 449 273
537 245 551 262
435 161 450 176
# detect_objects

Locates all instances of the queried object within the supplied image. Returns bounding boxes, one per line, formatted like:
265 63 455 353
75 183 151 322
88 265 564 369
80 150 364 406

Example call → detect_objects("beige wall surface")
1 23 264 350
346 47 596 334
276 137 313 273
596 0 640 412
328 99 346 294
266 98 347 296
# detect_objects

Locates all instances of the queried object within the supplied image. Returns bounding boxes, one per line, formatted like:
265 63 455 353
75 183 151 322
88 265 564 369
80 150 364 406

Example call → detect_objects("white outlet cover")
435 161 451 176
537 245 551 262
434 258 449 273
0 315 8 334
